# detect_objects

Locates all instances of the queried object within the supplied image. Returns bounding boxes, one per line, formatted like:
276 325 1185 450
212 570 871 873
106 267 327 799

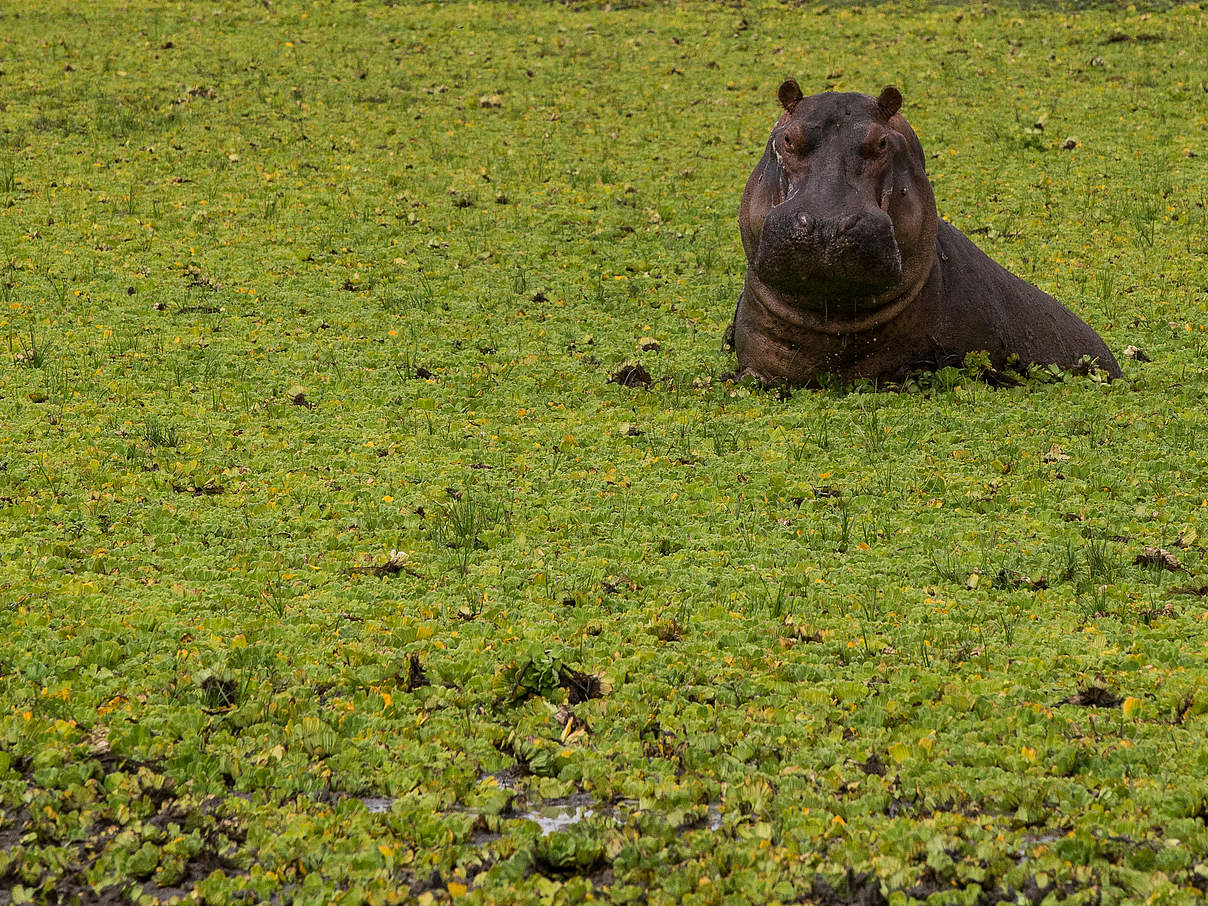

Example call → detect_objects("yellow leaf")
447 882 467 898
887 742 911 762
381 692 392 708
1122 696 1143 718
1021 746 1037 763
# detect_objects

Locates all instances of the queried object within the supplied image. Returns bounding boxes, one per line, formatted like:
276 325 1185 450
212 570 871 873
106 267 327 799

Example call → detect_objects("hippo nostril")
835 214 861 237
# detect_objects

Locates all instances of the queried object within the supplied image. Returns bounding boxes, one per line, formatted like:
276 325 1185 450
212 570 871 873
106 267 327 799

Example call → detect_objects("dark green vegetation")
2 1 1208 903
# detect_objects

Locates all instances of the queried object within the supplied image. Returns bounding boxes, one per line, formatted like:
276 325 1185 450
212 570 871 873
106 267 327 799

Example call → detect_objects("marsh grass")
259 573 291 619
431 490 510 575
141 417 180 449
930 547 965 585
1083 536 1119 584
0 156 15 194
9 327 49 368
2 1 1207 902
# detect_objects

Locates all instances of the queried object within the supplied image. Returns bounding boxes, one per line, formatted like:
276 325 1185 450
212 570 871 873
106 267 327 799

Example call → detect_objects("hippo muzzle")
755 204 903 299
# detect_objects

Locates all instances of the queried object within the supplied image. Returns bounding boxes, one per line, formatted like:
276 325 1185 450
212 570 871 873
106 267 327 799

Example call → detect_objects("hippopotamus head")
740 81 938 316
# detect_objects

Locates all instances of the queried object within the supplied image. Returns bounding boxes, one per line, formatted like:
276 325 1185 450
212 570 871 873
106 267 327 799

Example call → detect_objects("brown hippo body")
733 82 1121 386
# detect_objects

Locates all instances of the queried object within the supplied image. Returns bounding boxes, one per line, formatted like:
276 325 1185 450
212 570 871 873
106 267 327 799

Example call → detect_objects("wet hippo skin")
731 81 1122 386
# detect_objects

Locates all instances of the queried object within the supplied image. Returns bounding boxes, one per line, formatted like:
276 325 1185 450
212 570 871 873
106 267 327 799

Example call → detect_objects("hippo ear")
778 79 804 112
877 86 903 120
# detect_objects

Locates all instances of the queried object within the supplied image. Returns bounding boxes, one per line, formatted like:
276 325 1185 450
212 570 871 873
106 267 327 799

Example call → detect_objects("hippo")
730 81 1122 386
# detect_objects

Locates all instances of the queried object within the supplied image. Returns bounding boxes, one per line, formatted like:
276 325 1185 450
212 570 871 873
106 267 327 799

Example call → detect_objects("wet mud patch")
1134 546 1187 572
904 866 1090 906
992 568 1048 591
347 551 422 579
1060 685 1122 708
677 802 724 833
479 766 525 791
1171 582 1208 597
810 869 888 906
859 752 886 776
558 665 604 704
607 362 651 388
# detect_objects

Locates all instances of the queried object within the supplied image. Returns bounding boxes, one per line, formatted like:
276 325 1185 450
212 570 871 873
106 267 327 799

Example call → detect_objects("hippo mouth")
754 205 904 306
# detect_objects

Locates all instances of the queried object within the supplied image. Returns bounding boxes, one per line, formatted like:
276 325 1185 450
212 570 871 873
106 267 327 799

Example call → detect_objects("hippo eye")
877 136 889 153
781 125 813 157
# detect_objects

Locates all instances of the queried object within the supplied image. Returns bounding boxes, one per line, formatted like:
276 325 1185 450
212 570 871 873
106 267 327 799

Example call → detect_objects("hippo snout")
757 206 903 296
795 211 893 248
